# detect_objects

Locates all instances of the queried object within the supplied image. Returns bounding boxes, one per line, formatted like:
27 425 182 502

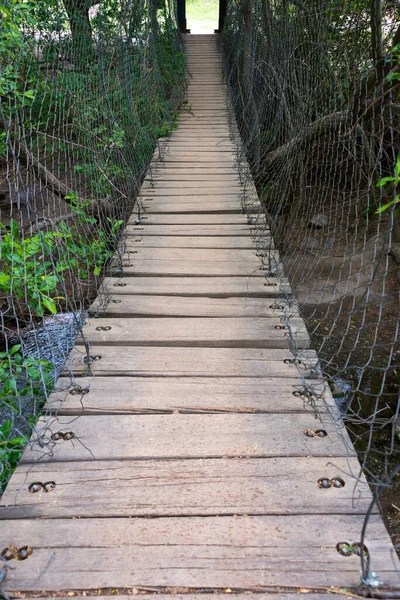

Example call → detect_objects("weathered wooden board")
117 248 279 276
155 147 234 154
134 202 245 214
22 412 350 462
90 296 289 318
124 235 270 248
128 213 263 224
120 247 273 263
2 515 398 590
24 596 356 600
78 317 308 348
153 156 235 164
100 276 284 296
158 142 232 150
118 260 274 277
143 180 244 189
1 456 372 518
125 224 265 235
149 163 236 170
151 161 240 170
16 596 356 600
64 346 316 378
46 376 313 414
138 191 251 200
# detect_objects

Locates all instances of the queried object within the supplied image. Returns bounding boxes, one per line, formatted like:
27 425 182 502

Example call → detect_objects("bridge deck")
1 34 399 597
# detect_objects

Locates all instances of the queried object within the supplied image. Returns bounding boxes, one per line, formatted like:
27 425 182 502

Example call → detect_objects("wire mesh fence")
1 0 400 592
221 0 400 584
0 0 185 493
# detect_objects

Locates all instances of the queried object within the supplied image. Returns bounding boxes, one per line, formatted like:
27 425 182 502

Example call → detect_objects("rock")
308 214 328 230
300 236 320 252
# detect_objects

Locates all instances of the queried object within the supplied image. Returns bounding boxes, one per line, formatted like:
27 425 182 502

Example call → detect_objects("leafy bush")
0 215 123 318
0 344 53 492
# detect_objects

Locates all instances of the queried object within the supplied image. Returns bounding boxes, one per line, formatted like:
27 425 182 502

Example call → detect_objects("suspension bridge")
0 33 399 597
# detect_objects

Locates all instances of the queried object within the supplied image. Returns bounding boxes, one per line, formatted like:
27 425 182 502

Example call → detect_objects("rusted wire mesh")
0 0 185 492
221 0 400 589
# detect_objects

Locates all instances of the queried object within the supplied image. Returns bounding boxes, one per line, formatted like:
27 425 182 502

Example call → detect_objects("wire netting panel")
220 0 400 576
0 0 185 492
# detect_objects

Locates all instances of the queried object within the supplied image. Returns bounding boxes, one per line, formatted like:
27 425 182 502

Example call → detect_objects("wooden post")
177 0 188 32
215 0 227 32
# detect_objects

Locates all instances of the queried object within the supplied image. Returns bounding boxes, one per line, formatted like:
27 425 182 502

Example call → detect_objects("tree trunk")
63 0 95 68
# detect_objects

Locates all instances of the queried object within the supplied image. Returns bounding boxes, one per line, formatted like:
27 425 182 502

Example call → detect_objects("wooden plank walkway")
1 33 399 597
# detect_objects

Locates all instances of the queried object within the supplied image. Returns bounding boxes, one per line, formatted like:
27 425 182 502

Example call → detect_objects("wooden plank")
45 376 314 414
1 456 373 518
156 145 235 152
143 180 244 189
119 247 272 263
135 204 259 215
146 174 239 180
64 346 315 378
90 296 287 318
99 276 284 296
117 248 279 276
151 162 241 170
139 190 247 197
2 515 398 590
16 596 356 600
124 235 270 248
154 156 235 163
125 224 260 235
129 214 264 224
148 167 238 174
117 260 275 277
21 412 350 462
134 202 245 214
78 317 308 349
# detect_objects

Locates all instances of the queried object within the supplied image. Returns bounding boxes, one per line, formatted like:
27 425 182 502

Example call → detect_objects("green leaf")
93 266 101 276
41 295 57 314
376 177 395 187
8 436 26 446
395 157 400 178
0 273 10 285
23 89 35 99
375 197 399 214
9 219 19 238
10 344 21 355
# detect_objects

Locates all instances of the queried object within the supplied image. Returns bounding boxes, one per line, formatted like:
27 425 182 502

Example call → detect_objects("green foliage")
0 213 123 317
0 344 53 411
0 220 67 317
387 43 400 82
0 344 53 492
375 156 400 214
0 1 39 113
0 419 27 491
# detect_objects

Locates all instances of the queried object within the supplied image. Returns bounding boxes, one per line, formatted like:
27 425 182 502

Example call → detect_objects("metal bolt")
315 429 328 437
17 546 32 560
332 478 345 488
28 482 43 493
318 478 332 488
1 547 17 561
43 481 56 492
